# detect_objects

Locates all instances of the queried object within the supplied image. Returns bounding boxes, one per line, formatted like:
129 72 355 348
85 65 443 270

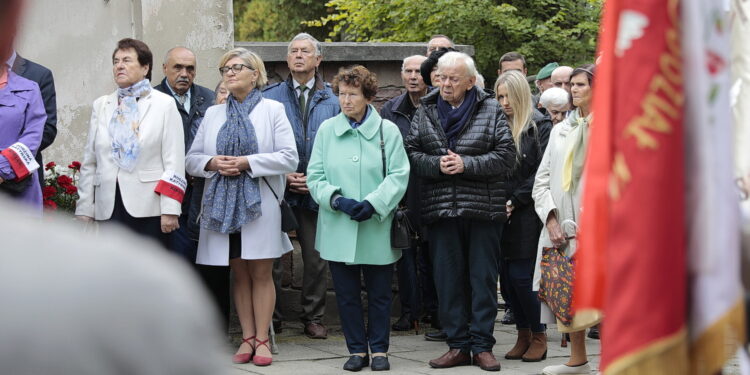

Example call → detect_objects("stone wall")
14 0 234 164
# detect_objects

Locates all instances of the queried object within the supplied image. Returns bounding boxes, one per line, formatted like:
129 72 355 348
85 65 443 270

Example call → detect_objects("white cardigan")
186 98 299 265
76 90 185 219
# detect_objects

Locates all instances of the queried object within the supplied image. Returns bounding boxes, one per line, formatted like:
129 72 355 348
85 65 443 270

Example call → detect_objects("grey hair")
539 87 570 109
401 55 427 71
288 32 322 56
475 73 485 89
163 46 196 66
437 51 478 78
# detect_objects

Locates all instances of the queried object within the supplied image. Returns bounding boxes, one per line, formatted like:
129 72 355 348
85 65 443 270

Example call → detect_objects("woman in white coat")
76 38 185 246
186 48 298 366
532 64 601 375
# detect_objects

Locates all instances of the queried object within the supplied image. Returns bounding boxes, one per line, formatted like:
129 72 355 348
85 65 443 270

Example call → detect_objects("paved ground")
222 321 602 375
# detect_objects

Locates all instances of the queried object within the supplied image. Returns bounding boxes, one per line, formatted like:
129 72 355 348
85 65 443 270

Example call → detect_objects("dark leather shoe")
424 330 447 341
343 355 369 371
587 324 600 340
392 315 411 331
304 322 328 339
429 349 471 368
473 351 501 371
371 356 390 371
501 309 515 325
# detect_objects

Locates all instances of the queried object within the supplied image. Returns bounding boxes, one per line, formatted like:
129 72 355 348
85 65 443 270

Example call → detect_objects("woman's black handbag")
379 121 414 250
262 177 299 233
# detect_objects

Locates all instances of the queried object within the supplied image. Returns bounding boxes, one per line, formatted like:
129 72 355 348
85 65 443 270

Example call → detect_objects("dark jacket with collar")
12 56 56 153
380 91 424 233
263 73 340 211
501 109 552 259
12 55 56 188
405 88 516 224
153 79 215 240
153 78 215 151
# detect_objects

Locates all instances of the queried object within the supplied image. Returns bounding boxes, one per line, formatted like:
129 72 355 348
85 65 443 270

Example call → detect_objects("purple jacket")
0 71 46 211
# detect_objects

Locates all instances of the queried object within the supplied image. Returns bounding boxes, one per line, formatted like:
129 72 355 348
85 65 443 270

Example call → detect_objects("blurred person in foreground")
307 65 410 372
76 38 185 247
186 47 298 366
0 0 45 211
0 196 226 375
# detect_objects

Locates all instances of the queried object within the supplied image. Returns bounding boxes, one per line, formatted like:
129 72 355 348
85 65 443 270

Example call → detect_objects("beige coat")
532 114 600 331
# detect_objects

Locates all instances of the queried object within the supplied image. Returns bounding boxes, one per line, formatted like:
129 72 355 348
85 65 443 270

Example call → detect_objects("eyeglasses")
219 64 254 75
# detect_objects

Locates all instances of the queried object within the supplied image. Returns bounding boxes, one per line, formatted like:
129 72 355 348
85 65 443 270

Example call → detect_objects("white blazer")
76 89 185 219
186 98 298 265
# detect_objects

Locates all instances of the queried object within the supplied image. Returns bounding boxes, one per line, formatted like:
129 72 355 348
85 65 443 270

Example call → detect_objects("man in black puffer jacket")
406 52 515 372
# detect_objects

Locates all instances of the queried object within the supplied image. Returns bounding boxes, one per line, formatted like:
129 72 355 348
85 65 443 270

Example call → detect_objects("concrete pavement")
223 322 602 375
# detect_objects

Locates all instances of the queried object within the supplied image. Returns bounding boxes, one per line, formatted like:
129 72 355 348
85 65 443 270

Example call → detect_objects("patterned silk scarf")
201 90 263 234
109 79 151 171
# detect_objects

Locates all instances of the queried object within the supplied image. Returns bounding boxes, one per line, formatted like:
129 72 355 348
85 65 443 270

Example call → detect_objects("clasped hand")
287 172 309 194
206 155 250 176
336 197 375 222
440 150 464 175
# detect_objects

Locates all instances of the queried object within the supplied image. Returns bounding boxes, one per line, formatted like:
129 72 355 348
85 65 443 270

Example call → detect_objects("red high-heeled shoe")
232 336 255 364
252 338 273 366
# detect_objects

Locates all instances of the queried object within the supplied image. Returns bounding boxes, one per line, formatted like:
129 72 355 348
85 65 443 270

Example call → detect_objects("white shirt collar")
6 50 17 69
165 80 192 110
293 77 315 91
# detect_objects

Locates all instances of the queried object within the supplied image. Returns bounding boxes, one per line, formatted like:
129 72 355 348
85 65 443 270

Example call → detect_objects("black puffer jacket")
501 110 552 259
405 88 515 224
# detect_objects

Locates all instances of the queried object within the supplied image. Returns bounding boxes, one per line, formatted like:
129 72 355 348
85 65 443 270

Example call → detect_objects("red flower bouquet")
43 161 80 213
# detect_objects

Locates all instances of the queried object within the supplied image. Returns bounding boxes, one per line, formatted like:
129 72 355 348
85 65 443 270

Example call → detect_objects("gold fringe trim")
689 299 746 375
605 328 689 375
558 308 603 333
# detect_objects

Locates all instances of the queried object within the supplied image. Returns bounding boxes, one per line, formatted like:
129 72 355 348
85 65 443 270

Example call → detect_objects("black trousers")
428 218 502 354
499 257 545 332
110 183 169 249
329 261 393 354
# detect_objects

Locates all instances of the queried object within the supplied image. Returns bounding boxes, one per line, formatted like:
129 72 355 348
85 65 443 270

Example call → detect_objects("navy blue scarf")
201 90 262 234
437 87 478 149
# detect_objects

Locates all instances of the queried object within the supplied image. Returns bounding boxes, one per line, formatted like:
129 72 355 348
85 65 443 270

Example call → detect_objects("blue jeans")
329 261 394 354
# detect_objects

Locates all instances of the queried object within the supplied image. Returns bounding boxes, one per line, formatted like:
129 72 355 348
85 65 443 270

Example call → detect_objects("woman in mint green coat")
307 65 409 372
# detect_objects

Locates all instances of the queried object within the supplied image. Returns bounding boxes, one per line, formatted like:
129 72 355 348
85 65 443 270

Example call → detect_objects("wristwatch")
506 199 514 209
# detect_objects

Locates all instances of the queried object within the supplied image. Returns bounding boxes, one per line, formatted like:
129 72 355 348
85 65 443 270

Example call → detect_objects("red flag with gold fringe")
573 0 689 373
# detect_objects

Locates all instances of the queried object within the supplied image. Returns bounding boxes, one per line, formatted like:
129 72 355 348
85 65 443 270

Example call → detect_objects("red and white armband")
0 142 39 180
154 170 188 203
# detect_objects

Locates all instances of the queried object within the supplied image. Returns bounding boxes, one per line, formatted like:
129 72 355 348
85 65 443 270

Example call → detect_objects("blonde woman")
495 70 553 363
186 48 298 366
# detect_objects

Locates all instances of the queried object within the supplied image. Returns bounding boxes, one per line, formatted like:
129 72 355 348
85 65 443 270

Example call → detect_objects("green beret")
536 62 559 80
